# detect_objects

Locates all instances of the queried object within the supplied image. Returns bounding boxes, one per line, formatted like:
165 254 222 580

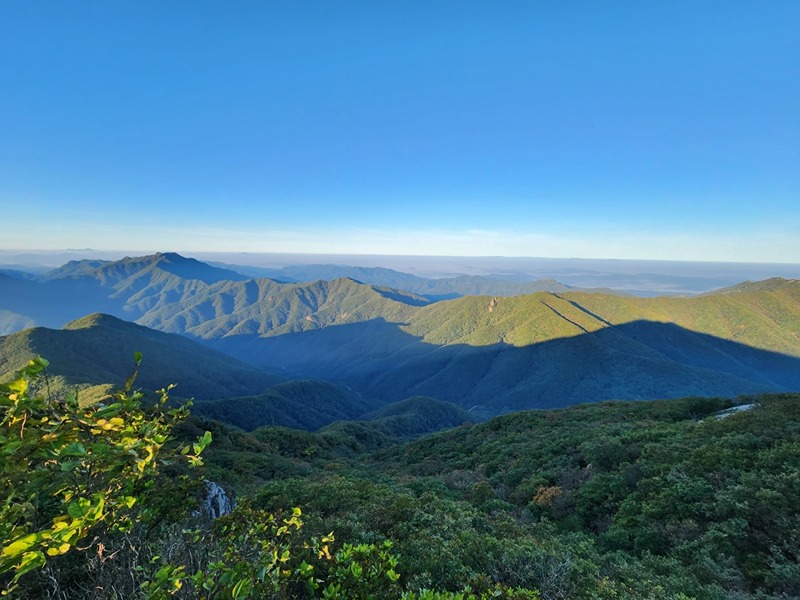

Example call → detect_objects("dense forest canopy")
2 356 799 599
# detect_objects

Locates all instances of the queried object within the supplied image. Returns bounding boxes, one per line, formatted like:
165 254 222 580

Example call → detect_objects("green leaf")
67 497 92 519
231 578 251 598
15 550 46 578
60 459 82 472
2 533 40 560
198 430 212 451
62 442 87 456
94 402 122 418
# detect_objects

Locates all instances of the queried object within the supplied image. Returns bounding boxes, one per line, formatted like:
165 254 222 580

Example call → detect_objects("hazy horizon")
3 248 799 296
1 2 798 262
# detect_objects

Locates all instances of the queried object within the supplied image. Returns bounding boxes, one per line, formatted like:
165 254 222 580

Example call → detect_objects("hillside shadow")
208 318 800 417
156 254 248 284
374 288 431 307
0 276 128 329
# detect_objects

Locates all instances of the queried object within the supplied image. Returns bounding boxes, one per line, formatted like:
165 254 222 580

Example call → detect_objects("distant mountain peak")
93 252 248 285
153 251 189 262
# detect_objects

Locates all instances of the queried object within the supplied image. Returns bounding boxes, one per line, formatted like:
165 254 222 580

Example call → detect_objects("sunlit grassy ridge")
404 284 800 355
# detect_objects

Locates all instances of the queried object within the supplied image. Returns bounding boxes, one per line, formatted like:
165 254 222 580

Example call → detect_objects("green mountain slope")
142 276 427 339
402 285 800 354
2 253 799 417
0 313 282 403
191 379 370 431
245 392 800 598
183 396 482 488
356 396 480 437
703 276 800 295
204 281 800 413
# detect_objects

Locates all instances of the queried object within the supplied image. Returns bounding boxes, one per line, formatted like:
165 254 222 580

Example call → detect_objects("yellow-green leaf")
2 533 40 560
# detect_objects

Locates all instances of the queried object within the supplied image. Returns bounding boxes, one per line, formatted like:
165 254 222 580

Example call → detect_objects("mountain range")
1 252 799 425
208 261 590 300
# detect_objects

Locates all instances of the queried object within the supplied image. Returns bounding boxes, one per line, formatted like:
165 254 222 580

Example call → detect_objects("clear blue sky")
1 1 798 261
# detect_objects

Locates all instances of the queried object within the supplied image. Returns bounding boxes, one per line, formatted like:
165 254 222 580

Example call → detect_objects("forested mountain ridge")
0 253 429 336
46 252 246 285
194 390 800 599
206 280 800 412
0 252 248 330
702 276 800 295
4 252 799 355
1 253 799 417
0 312 283 403
139 276 427 339
214 261 578 300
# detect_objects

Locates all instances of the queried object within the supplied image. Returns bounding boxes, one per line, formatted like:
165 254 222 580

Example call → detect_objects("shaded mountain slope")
0 272 122 329
191 379 370 431
0 313 282 402
201 281 800 414
377 321 800 413
214 317 800 415
357 396 480 437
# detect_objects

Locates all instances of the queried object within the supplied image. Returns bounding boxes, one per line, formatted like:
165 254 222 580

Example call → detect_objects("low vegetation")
0 357 533 599
4 356 797 599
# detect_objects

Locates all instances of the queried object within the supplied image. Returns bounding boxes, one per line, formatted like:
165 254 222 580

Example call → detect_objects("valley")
1 252 798 424
2 252 800 598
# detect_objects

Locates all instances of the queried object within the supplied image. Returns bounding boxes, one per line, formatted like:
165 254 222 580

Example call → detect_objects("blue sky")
1 1 798 261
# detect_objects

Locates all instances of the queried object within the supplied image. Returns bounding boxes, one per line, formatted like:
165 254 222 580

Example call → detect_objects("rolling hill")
0 313 385 431
0 313 283 403
190 379 371 431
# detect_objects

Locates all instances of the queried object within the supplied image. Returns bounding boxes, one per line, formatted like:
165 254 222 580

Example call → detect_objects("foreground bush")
0 357 540 599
